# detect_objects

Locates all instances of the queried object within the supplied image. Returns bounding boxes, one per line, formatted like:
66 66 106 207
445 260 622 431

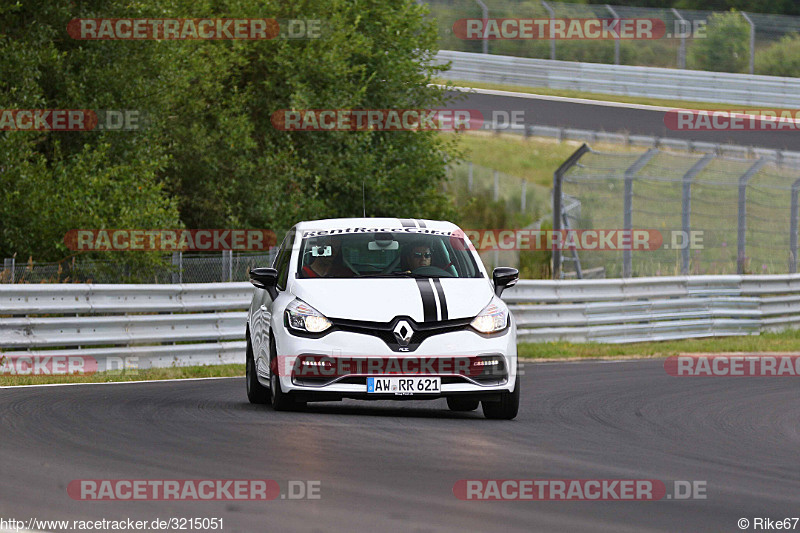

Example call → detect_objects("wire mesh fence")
0 250 278 284
557 146 800 278
426 0 800 73
446 160 552 276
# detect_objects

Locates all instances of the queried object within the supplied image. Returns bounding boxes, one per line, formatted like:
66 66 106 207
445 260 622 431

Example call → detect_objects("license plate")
367 376 441 395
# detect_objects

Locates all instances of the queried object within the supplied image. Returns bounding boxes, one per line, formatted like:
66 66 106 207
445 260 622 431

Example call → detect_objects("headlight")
286 299 332 333
470 297 508 334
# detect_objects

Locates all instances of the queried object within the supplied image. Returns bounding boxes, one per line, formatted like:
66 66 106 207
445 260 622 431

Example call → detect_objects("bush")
687 10 750 73
755 33 800 77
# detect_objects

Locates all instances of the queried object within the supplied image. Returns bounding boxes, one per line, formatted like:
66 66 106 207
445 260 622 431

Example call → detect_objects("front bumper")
262 326 517 401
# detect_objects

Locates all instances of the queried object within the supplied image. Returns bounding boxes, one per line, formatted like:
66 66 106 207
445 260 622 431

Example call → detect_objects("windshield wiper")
356 272 435 278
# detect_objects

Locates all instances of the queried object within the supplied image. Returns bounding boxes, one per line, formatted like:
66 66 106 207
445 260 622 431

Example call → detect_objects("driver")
402 242 432 271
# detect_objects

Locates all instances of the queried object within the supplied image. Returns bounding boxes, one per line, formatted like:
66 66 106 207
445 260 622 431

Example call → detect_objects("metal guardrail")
483 122 800 169
504 274 800 343
3 276 800 371
436 50 800 108
0 283 252 371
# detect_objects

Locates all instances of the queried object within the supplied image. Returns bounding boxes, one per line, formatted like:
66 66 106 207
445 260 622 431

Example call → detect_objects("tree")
0 0 457 275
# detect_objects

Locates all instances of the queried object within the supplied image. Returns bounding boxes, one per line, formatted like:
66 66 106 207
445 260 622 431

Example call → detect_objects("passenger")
301 235 354 278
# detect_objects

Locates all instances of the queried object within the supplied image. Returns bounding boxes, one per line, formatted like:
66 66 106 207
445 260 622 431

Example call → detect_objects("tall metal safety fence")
446 160 551 272
425 0 800 73
1 250 278 284
4 276 800 372
553 144 800 279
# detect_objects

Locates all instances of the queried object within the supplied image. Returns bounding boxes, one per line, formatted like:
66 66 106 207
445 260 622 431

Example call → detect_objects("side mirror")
250 267 279 299
492 267 519 297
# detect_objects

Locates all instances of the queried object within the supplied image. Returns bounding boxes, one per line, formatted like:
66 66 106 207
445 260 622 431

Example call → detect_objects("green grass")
0 363 243 387
441 78 774 113
519 329 800 360
446 131 637 189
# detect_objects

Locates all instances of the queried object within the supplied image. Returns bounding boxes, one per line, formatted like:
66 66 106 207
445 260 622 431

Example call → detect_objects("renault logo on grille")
393 320 413 346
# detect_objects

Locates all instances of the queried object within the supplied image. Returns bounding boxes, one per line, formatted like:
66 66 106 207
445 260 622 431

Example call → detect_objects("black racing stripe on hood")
432 278 448 321
415 278 437 322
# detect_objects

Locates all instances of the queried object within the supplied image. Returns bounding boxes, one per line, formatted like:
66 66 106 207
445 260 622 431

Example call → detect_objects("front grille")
330 316 472 352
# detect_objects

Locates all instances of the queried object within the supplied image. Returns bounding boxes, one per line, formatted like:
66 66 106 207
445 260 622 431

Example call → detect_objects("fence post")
521 179 527 212
623 149 658 278
553 143 590 279
671 8 687 69
681 154 715 275
3 257 14 283
737 158 767 274
493 170 499 201
468 162 473 192
741 12 755 75
791 178 800 273
475 0 489 55
606 4 620 65
222 250 233 282
541 0 556 60
171 252 180 284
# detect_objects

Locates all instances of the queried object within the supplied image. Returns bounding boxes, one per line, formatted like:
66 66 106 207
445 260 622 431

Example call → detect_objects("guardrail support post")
737 158 767 274
553 143 590 279
541 0 556 60
791 178 800 273
681 153 715 275
622 149 658 278
606 5 620 65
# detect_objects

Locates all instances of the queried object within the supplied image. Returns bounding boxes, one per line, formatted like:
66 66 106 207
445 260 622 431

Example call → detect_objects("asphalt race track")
2 359 799 532
453 89 800 151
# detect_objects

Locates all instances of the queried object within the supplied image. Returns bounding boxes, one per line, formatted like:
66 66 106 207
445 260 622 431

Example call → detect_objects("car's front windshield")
296 230 482 279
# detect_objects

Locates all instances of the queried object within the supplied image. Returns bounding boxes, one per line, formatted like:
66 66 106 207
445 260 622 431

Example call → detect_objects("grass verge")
446 130 636 188
441 78 768 113
0 364 243 387
519 329 800 360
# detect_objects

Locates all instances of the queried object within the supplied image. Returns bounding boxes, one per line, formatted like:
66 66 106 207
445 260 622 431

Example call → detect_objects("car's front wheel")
269 337 305 411
246 328 270 404
482 378 520 420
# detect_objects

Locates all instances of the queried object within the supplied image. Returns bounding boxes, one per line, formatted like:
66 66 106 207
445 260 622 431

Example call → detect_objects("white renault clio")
245 218 519 419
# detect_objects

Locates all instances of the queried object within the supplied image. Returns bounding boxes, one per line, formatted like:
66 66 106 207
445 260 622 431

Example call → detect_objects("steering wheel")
411 265 453 277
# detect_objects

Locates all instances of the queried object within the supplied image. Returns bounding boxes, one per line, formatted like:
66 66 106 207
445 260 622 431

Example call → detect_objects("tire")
447 397 480 412
482 378 520 420
246 328 270 404
269 337 305 411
